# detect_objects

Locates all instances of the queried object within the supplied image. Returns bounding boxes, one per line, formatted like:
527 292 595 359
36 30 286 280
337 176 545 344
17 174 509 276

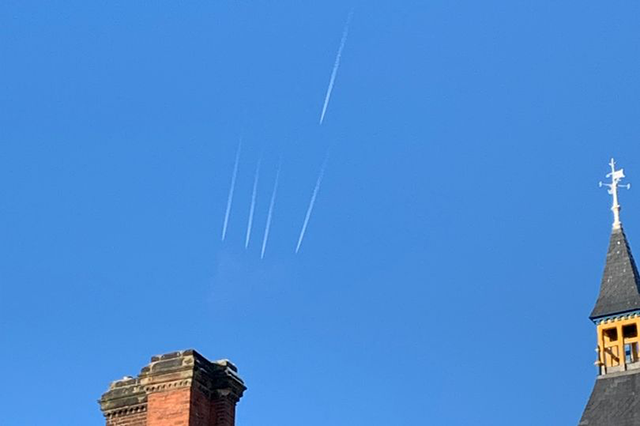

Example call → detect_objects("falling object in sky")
296 155 328 253
221 139 242 241
319 10 354 125
245 158 261 249
261 161 281 259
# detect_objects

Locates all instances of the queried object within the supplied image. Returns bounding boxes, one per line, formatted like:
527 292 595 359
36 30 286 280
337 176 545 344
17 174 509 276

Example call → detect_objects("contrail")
319 10 354 125
295 155 328 253
261 161 281 259
221 140 242 241
245 158 261 249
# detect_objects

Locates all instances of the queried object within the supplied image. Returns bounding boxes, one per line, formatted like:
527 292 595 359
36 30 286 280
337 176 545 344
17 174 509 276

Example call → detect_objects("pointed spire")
592 161 640 320
590 228 640 319
600 158 631 230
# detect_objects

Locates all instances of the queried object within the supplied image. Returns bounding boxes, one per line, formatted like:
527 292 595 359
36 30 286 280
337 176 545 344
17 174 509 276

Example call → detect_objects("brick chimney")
99 349 246 426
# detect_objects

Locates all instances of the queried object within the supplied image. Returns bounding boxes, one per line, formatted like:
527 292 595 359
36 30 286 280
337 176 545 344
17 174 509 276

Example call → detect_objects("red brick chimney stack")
99 349 246 426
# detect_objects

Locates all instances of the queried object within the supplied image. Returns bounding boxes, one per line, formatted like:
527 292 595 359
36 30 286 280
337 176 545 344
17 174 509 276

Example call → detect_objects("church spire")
580 162 640 425
591 160 640 321
600 158 631 230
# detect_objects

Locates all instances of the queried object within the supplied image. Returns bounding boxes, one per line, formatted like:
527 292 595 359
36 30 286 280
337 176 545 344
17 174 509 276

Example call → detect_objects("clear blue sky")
2 1 640 425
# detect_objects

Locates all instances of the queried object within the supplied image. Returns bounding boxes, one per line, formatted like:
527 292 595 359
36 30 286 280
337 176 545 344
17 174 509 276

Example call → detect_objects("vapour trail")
295 154 328 253
221 139 242 241
261 161 281 259
245 159 261 249
319 10 354 125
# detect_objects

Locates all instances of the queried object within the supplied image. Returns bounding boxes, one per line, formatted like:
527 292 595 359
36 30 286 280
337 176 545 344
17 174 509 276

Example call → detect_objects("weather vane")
599 158 631 229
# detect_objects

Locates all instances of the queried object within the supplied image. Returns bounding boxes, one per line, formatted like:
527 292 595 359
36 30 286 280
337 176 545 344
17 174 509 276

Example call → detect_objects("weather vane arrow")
599 158 631 229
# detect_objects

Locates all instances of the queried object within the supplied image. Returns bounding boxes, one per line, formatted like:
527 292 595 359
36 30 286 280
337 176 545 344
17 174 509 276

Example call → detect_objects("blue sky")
2 1 640 425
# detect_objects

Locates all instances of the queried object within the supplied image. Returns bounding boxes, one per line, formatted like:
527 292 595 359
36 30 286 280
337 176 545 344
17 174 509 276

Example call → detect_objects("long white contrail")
221 140 242 241
245 158 261 249
295 155 328 253
319 10 354 125
261 161 281 259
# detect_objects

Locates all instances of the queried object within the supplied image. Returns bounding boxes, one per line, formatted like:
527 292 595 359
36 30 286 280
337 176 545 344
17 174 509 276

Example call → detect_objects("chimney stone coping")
99 349 246 417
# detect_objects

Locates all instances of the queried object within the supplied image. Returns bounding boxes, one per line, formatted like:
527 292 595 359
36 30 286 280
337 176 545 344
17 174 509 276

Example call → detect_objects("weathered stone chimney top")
100 349 246 426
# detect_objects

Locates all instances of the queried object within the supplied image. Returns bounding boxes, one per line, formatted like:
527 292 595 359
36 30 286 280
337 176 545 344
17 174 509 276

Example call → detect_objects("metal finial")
599 158 631 229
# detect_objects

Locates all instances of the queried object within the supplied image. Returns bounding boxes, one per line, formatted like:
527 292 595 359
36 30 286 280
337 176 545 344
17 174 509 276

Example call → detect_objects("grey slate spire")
590 227 640 320
590 159 638 320
579 160 640 426
580 224 640 425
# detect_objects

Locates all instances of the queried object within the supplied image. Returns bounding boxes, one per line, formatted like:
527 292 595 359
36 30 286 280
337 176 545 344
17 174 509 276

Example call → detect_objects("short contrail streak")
295 155 328 253
261 161 281 259
245 159 261 249
221 140 242 241
319 10 354 125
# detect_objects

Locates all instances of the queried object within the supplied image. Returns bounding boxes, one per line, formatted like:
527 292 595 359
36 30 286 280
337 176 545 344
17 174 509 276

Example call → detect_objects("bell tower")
580 160 640 425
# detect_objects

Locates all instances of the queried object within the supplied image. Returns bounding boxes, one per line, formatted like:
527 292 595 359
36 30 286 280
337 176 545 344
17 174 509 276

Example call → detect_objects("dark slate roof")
579 370 640 425
590 227 640 320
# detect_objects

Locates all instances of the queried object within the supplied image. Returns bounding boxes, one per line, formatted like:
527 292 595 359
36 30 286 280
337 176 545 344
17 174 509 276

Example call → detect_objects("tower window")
604 328 618 342
624 324 638 339
626 343 639 363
